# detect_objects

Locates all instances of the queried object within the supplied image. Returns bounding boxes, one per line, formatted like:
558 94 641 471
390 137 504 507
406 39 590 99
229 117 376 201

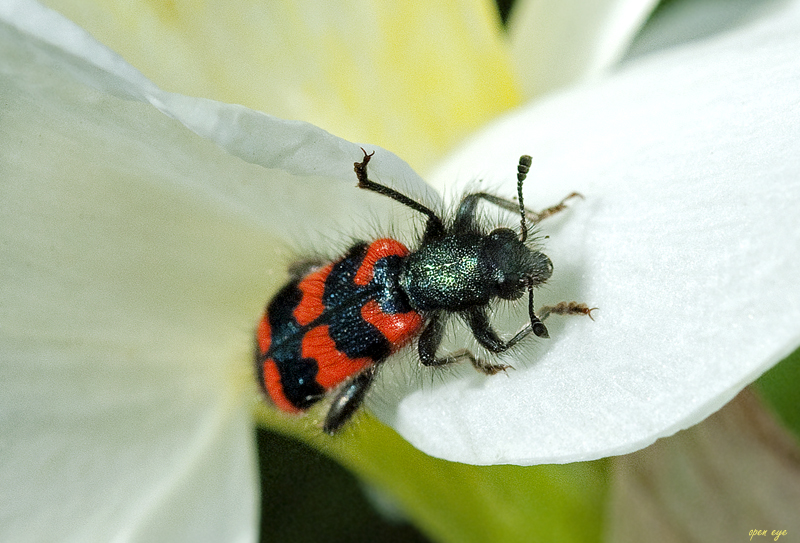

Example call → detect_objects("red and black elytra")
255 149 595 434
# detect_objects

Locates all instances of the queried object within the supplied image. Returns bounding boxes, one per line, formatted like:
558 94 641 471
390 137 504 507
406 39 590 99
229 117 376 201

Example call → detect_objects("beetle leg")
466 191 583 224
538 302 597 322
419 312 511 375
323 365 378 435
354 149 445 239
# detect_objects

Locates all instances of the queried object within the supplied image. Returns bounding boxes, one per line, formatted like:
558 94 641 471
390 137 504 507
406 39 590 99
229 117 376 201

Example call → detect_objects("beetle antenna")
517 155 532 242
527 279 549 338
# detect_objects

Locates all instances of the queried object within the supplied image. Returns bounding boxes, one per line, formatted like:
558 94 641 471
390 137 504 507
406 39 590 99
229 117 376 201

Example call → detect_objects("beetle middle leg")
470 191 583 224
418 312 511 375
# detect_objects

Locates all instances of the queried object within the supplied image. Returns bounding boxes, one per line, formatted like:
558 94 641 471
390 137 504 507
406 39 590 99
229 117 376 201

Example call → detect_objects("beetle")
255 149 593 434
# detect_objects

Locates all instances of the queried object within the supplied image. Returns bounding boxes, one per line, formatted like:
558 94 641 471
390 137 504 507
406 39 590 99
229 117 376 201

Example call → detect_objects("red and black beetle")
256 150 593 434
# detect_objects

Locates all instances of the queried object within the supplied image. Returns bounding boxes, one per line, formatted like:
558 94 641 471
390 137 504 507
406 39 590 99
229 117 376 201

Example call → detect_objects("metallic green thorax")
400 230 553 312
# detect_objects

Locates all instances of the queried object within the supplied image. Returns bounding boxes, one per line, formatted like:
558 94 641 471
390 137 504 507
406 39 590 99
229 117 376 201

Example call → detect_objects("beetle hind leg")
323 365 378 435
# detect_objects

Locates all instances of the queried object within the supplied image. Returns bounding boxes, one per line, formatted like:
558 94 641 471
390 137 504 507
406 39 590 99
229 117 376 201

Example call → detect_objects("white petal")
508 0 659 98
0 2 424 539
0 22 261 543
0 0 429 197
375 3 800 465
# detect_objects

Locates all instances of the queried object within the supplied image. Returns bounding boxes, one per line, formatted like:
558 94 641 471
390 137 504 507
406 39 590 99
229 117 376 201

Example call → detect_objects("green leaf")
264 413 608 543
755 345 800 443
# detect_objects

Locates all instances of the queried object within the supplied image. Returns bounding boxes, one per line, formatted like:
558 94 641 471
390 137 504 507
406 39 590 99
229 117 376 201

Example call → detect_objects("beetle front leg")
492 301 597 346
538 302 597 321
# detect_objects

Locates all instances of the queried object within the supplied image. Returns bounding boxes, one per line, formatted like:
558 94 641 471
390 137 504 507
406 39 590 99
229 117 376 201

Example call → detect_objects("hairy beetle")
256 150 593 434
